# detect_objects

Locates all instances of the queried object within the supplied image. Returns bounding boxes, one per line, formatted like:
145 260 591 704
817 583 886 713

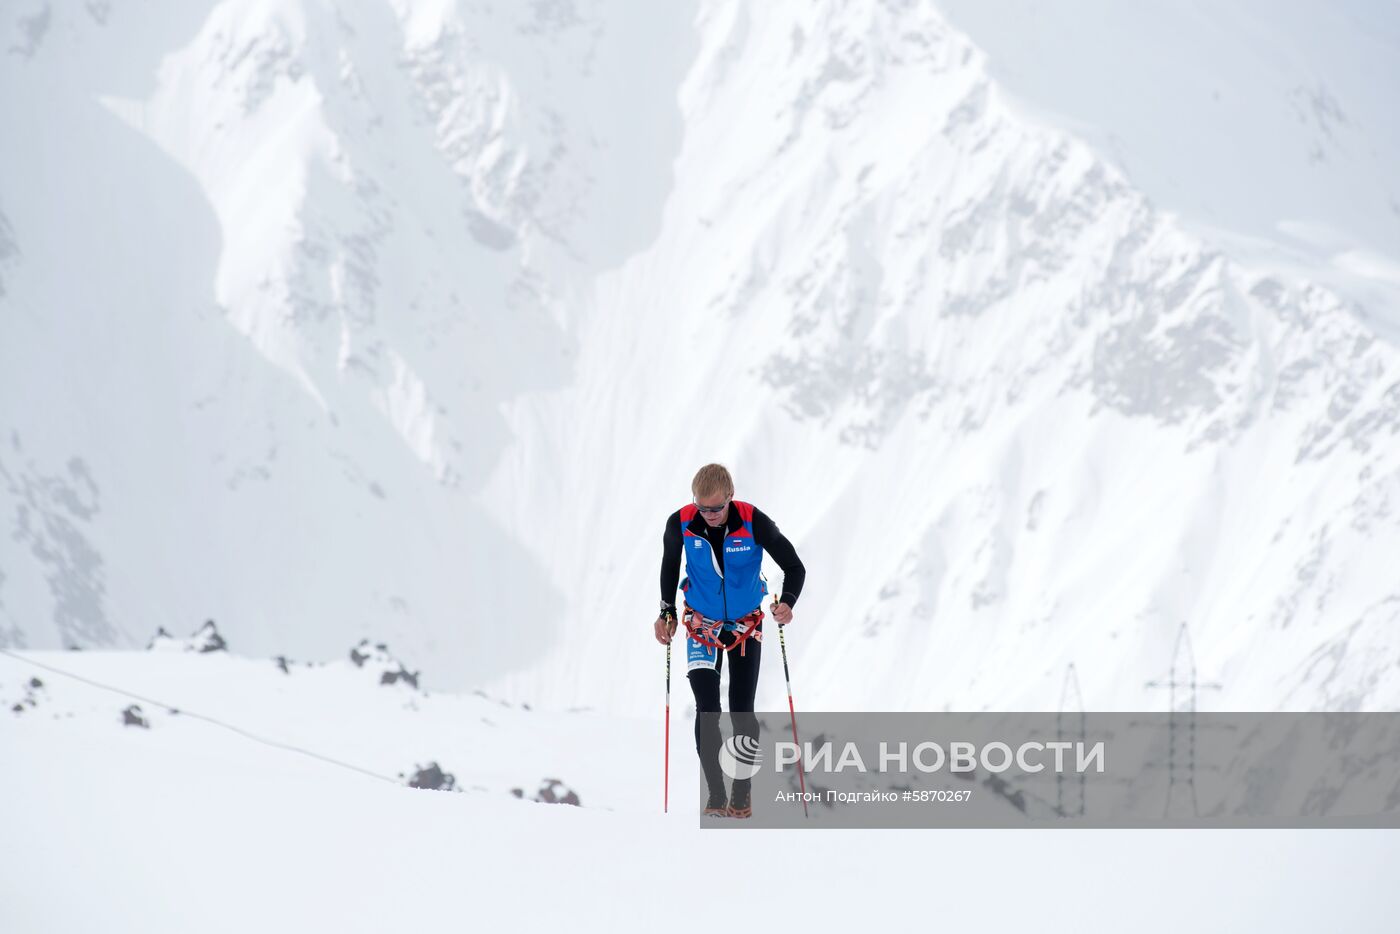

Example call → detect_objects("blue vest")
680 500 767 621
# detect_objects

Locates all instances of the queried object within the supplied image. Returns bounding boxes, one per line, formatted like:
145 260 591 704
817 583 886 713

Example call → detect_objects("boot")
703 787 729 818
726 779 752 819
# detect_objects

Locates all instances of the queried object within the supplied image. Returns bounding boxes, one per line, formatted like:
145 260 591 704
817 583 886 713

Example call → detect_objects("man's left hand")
772 601 793 625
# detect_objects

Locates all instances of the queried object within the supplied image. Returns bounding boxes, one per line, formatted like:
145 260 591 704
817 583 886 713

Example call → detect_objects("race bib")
686 633 718 672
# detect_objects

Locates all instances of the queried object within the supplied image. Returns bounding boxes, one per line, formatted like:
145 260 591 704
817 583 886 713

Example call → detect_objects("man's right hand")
654 615 678 645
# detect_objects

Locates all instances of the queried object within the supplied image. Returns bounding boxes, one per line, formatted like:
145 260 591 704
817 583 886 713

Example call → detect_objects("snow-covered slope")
3 642 1398 932
2 625 631 808
1 1 1398 721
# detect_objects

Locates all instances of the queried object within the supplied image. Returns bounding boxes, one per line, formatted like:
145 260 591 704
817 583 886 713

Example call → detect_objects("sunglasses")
694 498 730 514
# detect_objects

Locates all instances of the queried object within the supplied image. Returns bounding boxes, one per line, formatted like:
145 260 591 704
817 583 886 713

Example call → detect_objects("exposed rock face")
348 639 420 690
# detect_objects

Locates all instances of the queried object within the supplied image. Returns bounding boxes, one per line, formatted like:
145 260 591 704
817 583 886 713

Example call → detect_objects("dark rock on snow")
402 762 456 791
146 620 228 653
349 639 421 689
511 778 580 806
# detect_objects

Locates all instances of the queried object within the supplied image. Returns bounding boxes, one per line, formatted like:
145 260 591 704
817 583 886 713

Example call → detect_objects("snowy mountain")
935 0 1400 336
479 2 1400 715
2 0 1399 723
4 6 1400 926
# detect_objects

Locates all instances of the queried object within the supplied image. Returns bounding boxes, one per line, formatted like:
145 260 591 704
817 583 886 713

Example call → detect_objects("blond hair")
691 463 735 501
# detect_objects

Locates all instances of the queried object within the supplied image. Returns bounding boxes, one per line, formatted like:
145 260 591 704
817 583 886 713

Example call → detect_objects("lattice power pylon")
1145 622 1222 818
1056 662 1087 818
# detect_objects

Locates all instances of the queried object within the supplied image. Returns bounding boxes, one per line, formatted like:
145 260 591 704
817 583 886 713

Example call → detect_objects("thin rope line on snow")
0 647 401 786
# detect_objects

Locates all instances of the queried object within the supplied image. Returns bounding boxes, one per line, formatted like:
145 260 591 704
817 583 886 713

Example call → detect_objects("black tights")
688 627 761 800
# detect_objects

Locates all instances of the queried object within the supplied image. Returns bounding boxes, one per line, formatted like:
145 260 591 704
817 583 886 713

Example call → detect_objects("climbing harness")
682 604 765 657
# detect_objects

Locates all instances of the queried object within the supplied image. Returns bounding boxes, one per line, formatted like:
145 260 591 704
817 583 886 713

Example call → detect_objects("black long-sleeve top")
660 504 806 615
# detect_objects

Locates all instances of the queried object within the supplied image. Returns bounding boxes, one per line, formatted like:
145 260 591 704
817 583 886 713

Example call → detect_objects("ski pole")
775 600 808 819
664 633 672 814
